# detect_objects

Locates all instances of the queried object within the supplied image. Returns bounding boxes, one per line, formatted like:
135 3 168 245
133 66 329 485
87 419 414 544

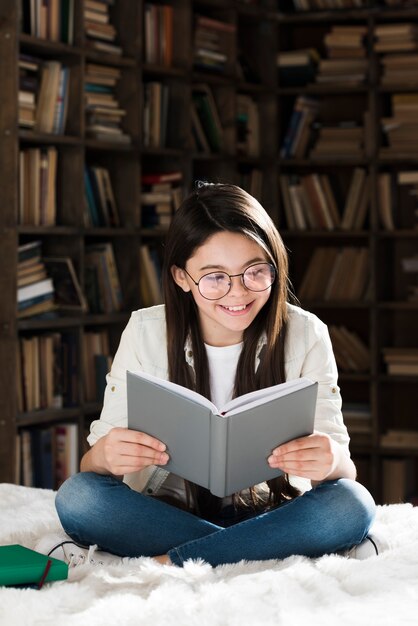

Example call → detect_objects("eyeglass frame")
182 262 276 301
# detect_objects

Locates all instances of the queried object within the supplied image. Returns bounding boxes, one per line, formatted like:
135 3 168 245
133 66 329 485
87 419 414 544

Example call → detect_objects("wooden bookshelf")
1 0 417 503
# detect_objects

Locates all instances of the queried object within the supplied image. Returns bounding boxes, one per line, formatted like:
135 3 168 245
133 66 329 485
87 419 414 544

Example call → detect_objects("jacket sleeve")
87 313 142 446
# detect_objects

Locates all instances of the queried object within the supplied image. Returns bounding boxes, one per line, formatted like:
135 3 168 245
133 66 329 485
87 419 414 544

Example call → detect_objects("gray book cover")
127 370 318 498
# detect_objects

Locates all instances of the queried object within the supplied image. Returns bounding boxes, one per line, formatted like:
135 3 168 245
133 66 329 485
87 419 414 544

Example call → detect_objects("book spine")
209 414 228 498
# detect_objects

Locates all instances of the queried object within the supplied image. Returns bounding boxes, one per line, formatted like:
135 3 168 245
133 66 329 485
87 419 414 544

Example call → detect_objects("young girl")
54 182 376 567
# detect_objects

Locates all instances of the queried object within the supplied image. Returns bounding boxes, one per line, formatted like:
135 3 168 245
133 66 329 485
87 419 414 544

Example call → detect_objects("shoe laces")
67 544 105 567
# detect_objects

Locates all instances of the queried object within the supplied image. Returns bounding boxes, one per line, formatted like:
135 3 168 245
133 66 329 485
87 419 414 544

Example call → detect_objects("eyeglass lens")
198 263 275 299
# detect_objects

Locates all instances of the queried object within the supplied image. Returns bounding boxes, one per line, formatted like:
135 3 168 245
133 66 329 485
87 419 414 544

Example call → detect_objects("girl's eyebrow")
198 257 266 271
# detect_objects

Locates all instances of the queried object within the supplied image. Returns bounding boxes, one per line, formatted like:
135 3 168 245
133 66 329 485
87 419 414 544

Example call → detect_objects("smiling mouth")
219 303 252 313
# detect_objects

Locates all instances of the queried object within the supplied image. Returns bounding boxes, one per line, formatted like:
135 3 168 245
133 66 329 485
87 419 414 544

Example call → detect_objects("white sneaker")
347 532 390 560
34 533 124 568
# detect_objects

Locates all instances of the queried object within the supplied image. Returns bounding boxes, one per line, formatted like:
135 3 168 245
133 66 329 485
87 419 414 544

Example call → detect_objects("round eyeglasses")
184 262 276 300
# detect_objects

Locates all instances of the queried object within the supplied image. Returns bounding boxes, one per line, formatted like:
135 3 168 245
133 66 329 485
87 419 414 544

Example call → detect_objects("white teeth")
222 304 247 312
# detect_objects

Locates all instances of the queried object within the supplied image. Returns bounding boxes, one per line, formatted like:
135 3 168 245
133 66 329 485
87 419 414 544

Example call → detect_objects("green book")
0 544 68 587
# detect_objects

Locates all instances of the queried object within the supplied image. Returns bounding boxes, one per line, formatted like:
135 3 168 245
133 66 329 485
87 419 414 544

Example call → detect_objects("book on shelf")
144 3 173 66
127 370 317 498
85 242 123 314
0 544 68 588
340 167 368 230
143 82 170 148
309 122 365 160
18 54 41 129
298 247 369 302
342 403 372 435
44 257 88 312
377 173 395 231
381 429 418 449
382 348 418 376
20 0 74 44
401 255 418 302
374 23 418 54
19 147 57 226
380 53 418 86
85 64 130 144
138 244 163 307
83 330 111 402
193 15 235 74
277 48 319 87
329 325 370 373
84 0 122 56
35 61 70 135
280 96 319 160
141 172 183 229
236 94 260 158
84 165 120 227
191 84 224 153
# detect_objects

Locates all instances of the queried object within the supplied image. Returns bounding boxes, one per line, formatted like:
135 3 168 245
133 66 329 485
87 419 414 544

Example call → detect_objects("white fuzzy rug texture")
1 484 418 626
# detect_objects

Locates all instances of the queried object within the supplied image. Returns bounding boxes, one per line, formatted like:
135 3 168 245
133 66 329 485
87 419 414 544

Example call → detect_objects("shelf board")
282 229 370 239
85 138 136 152
19 130 82 146
278 84 369 95
276 8 370 24
378 374 418 383
17 407 80 428
82 312 130 326
18 315 82 331
299 300 371 309
377 230 418 239
378 301 418 310
279 157 370 167
142 63 188 78
18 225 79 236
84 50 136 67
19 33 82 57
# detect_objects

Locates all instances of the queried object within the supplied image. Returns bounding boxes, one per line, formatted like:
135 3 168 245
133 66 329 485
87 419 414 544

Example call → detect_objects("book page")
220 377 314 416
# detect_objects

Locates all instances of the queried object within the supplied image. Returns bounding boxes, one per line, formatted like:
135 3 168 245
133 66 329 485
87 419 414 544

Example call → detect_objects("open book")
127 371 318 498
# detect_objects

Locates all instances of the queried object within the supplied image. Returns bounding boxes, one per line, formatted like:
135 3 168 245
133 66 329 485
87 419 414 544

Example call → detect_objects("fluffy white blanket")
1 483 418 625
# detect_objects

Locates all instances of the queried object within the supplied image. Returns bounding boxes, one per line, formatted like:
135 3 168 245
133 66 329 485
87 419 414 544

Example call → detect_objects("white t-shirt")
155 342 243 505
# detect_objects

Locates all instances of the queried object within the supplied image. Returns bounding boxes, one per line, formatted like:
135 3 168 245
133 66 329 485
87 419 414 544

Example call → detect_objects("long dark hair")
162 183 300 516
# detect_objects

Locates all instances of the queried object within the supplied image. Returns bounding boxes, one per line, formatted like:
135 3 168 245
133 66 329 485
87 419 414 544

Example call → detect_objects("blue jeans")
55 472 376 567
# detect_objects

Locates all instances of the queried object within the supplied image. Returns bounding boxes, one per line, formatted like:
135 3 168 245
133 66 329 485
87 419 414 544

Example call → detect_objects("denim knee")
55 472 112 540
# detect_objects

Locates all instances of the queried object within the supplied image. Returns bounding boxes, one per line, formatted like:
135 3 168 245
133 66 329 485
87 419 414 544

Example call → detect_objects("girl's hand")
91 427 169 476
268 432 337 482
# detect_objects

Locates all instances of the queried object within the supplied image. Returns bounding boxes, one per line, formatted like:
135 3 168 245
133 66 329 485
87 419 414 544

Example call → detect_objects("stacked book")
141 171 183 229
143 82 170 148
298 246 369 302
380 54 418 86
382 94 418 154
375 23 418 54
18 54 40 129
144 3 173 66
277 48 319 87
383 348 418 376
19 147 57 226
193 15 235 74
84 242 123 314
17 241 55 318
191 84 224 153
328 325 370 372
84 63 130 144
84 0 122 56
342 403 372 438
280 95 319 159
84 164 120 227
316 25 368 84
310 122 364 159
236 94 260 158
21 0 74 43
35 61 70 134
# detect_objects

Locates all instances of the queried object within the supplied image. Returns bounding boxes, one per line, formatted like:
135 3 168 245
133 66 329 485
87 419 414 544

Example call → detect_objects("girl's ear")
171 265 191 293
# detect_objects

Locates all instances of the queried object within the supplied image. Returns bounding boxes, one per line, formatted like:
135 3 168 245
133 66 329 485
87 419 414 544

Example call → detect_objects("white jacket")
87 303 349 494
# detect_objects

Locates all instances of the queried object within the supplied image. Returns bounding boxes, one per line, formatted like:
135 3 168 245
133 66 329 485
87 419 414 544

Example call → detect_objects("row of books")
378 170 418 231
139 244 163 307
83 331 112 403
382 94 418 155
193 15 235 74
191 84 224 153
85 63 130 144
382 348 418 376
329 325 370 372
18 241 88 318
380 53 418 85
144 3 173 66
236 94 260 158
21 0 74 44
85 242 124 314
298 246 369 302
279 168 368 231
19 147 57 226
19 55 69 134
17 424 78 489
85 0 122 56
17 332 78 412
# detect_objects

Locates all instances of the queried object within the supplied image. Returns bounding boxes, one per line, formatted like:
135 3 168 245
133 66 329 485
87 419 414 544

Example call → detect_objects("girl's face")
172 231 273 347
